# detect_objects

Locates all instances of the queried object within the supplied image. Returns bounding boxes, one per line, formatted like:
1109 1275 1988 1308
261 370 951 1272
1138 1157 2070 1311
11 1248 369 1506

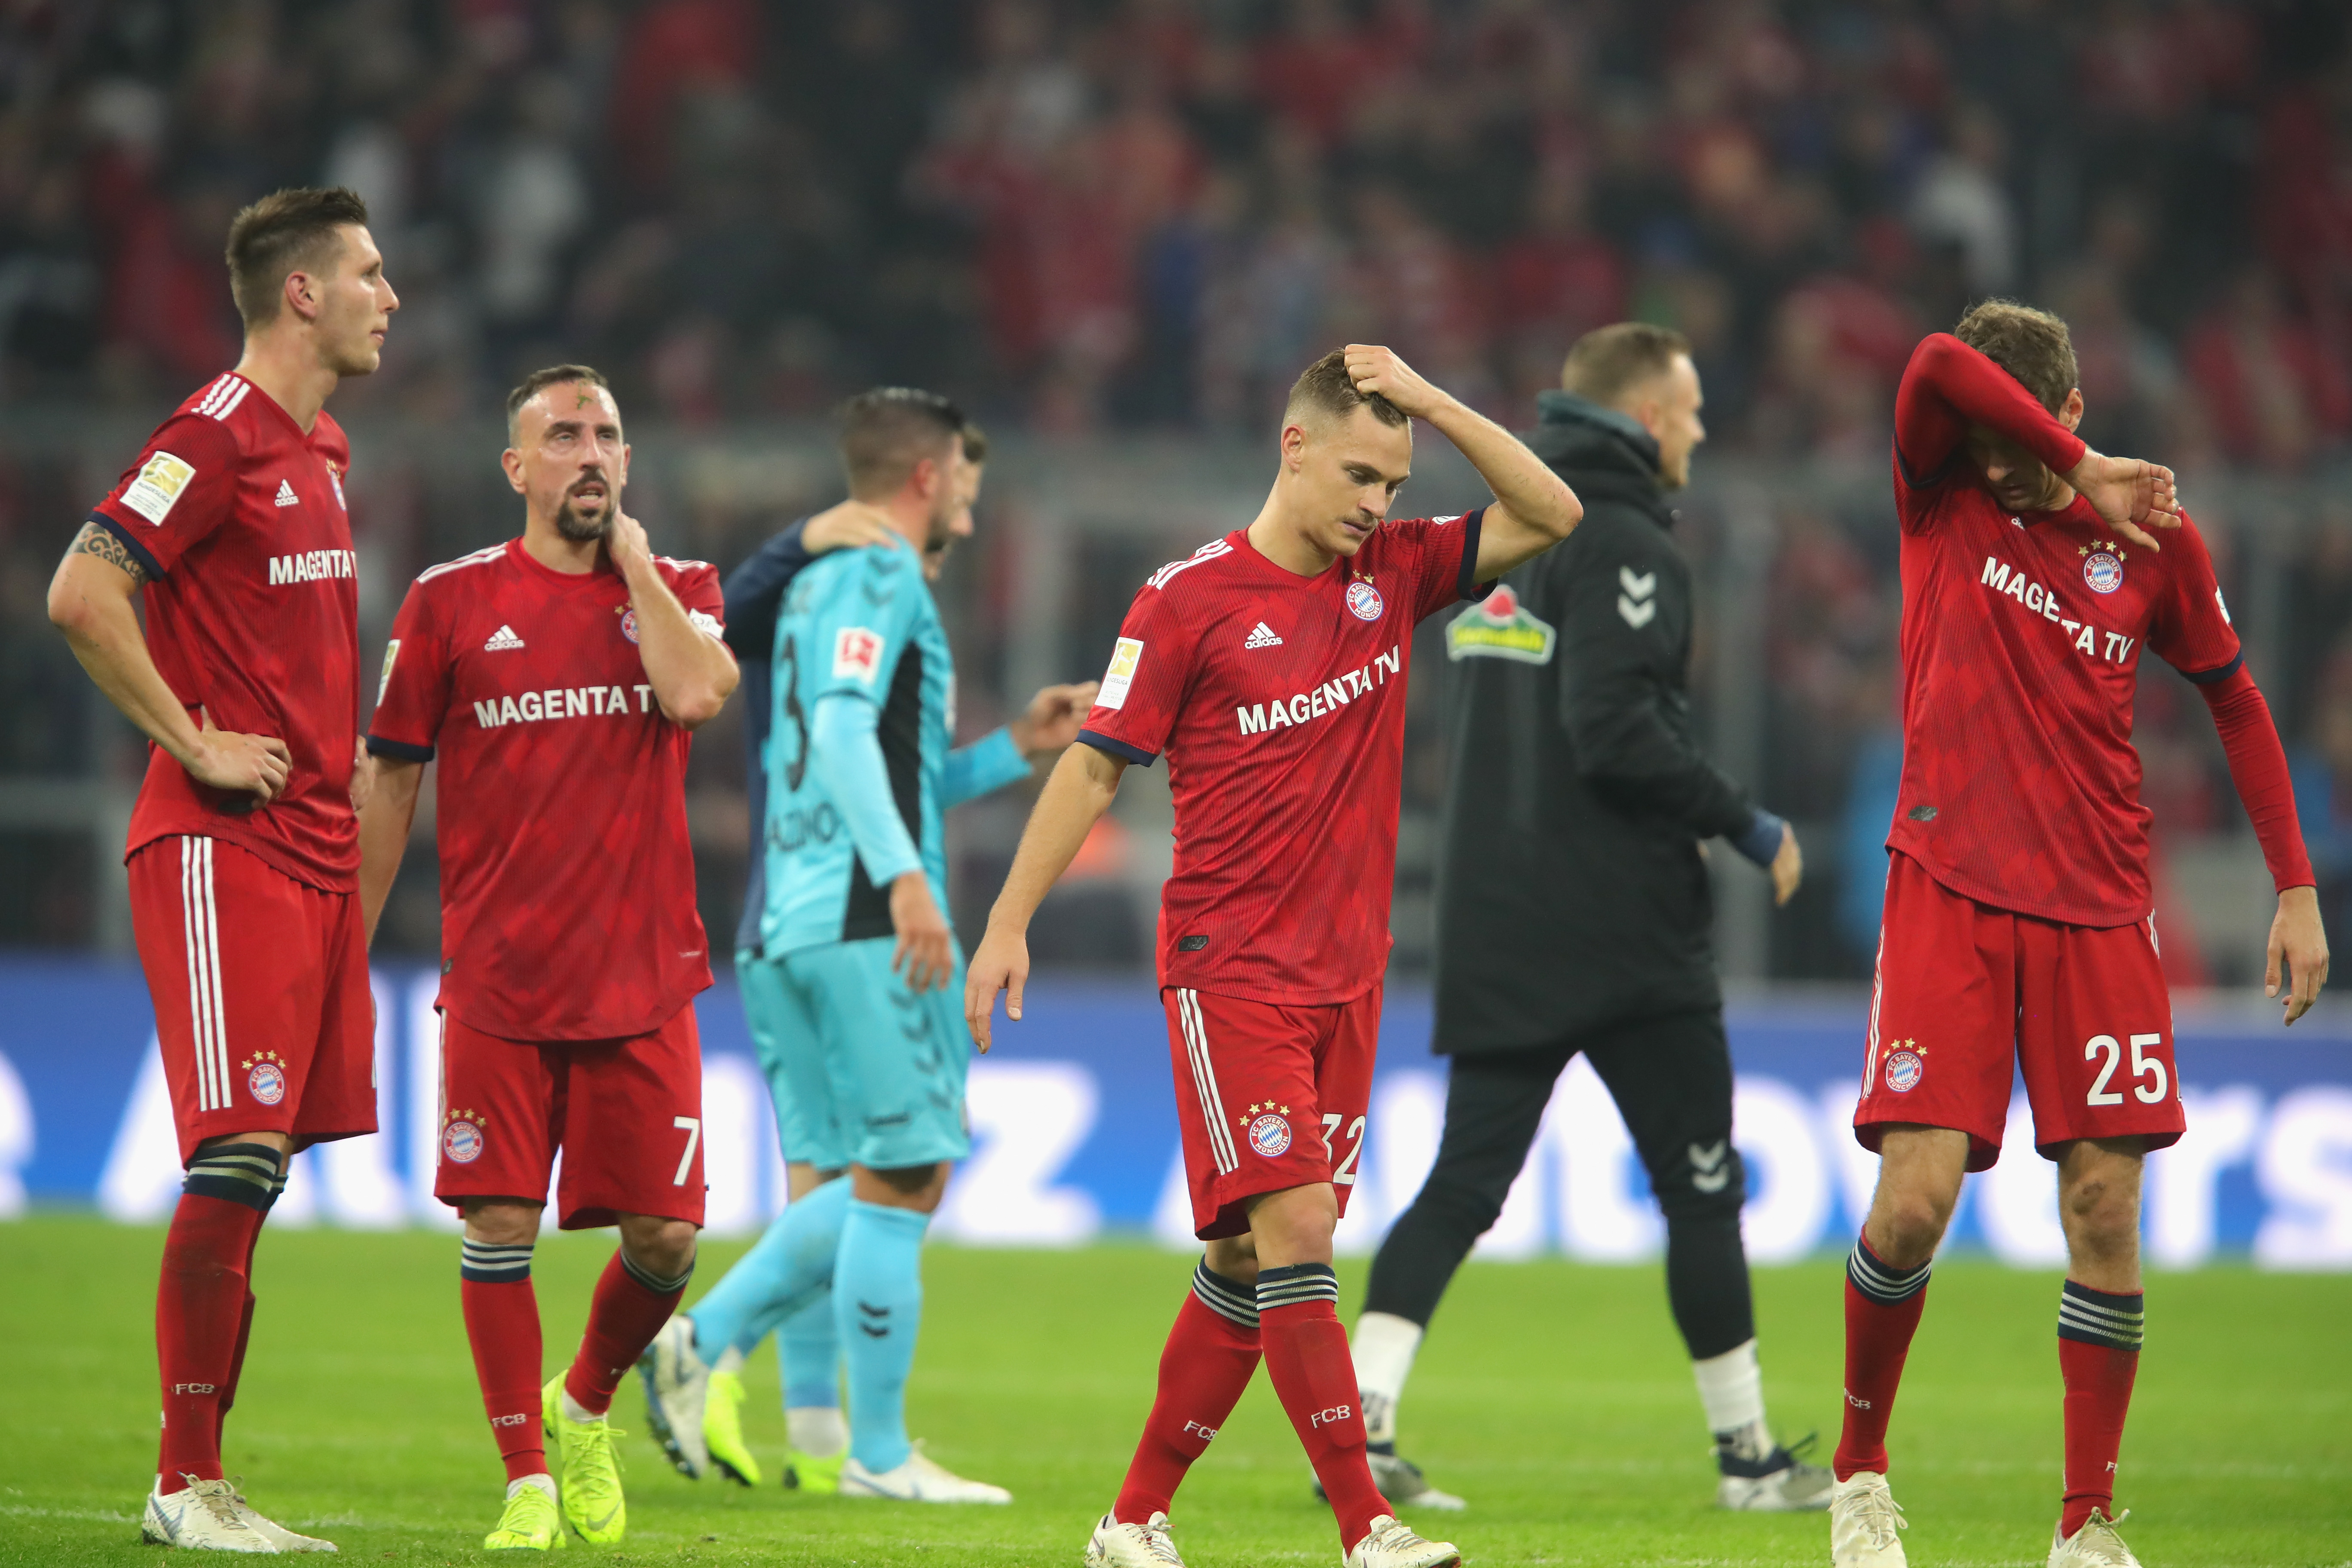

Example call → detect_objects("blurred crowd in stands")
7 0 2352 980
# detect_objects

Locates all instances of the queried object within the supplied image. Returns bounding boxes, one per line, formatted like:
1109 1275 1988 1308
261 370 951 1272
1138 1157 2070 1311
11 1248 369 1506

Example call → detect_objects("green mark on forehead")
576 389 594 408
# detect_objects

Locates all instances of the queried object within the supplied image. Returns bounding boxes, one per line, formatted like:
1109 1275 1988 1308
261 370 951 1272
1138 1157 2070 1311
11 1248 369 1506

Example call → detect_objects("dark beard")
555 496 610 541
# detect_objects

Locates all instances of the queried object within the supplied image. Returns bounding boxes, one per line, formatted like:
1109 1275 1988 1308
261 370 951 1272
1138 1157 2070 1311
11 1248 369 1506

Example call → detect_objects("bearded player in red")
48 186 395 1553
967 347 1579 1568
1825 303 2329 1568
358 365 738 1551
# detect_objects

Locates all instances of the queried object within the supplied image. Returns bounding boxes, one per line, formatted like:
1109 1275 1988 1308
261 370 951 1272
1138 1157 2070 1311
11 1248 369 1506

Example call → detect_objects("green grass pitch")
1 1215 2346 1566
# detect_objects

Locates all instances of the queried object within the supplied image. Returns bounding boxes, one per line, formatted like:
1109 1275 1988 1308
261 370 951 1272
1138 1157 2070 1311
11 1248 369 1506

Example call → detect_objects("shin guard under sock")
463 1240 547 1482
1259 1263 1388 1551
1834 1237 1931 1480
2058 1281 2143 1537
565 1247 694 1416
1114 1262 1262 1525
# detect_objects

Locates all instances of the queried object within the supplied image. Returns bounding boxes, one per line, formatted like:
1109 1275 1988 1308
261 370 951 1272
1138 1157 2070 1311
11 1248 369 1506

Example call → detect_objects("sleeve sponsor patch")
377 639 400 704
121 452 195 524
1096 637 1145 710
688 607 725 640
833 625 885 683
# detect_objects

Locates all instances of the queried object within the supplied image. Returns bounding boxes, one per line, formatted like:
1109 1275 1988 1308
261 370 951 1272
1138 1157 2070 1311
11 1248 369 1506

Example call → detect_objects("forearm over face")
987 743 1124 932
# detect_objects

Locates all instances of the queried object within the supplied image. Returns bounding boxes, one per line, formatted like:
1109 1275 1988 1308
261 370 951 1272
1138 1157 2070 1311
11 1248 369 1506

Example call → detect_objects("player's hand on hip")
889 870 954 994
2268 885 2330 1025
185 706 291 806
2064 449 2180 551
804 499 901 555
963 925 1029 1054
1342 344 1444 418
1009 682 1101 756
1771 821 1803 907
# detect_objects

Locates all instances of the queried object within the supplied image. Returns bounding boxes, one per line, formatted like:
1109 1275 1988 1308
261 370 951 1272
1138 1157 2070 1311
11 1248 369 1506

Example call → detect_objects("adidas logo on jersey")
484 625 526 652
1244 622 1283 649
273 480 298 508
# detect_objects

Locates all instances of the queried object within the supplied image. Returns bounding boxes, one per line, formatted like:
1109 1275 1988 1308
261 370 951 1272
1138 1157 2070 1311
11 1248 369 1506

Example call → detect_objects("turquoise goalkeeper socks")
686 1175 851 1362
780 1288 841 1413
835 1198 931 1473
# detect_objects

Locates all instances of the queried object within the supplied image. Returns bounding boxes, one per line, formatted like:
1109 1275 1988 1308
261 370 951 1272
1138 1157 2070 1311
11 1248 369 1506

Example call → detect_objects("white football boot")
142 1476 278 1552
2048 1508 2142 1568
840 1442 1011 1504
634 1315 711 1479
1343 1513 1461 1568
226 1484 337 1552
1829 1471 1908 1567
1083 1510 1185 1566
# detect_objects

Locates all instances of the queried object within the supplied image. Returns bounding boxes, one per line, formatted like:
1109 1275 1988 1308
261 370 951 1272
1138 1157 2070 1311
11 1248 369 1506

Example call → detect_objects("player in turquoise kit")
640 389 1090 1502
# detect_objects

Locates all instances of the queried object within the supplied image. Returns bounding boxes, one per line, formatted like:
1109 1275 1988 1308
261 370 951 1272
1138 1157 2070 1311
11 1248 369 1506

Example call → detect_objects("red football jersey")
91 373 363 891
1887 472 2239 928
368 538 726 1041
1078 514 1485 1004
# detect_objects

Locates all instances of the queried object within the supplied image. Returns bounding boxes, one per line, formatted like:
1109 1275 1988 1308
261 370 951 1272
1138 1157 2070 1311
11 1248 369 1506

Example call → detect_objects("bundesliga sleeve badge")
122 451 195 524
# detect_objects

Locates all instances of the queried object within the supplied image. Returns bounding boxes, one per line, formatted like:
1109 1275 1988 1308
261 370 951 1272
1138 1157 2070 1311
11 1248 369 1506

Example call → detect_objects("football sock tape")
1190 1259 1260 1329
1846 1237 1932 1305
621 1247 695 1297
1255 1261 1340 1312
2057 1280 2144 1351
182 1142 282 1213
460 1238 535 1284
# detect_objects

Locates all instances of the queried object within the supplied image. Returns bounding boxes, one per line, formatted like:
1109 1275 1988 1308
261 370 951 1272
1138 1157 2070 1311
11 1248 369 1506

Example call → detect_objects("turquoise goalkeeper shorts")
736 937 971 1173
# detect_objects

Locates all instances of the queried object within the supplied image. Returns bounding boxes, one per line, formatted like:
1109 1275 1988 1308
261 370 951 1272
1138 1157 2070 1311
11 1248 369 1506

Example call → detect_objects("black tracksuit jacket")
1429 392 1760 1053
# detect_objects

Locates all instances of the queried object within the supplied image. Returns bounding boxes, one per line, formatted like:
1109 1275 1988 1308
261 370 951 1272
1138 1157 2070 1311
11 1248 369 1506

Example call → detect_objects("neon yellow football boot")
702 1369 762 1488
542 1376 626 1544
785 1447 846 1494
483 1477 567 1550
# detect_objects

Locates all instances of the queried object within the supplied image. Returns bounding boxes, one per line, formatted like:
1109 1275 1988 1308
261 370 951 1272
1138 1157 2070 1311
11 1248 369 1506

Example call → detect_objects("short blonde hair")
1953 299 2077 413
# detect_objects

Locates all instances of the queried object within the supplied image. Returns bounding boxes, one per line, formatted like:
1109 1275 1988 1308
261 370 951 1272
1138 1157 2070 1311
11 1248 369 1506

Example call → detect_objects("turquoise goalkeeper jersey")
760 539 1023 954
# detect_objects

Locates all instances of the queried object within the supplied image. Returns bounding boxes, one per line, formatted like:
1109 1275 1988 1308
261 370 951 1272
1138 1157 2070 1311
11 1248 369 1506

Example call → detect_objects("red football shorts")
128 835 376 1164
1858 851 2184 1170
434 1004 706 1230
1165 984 1378 1240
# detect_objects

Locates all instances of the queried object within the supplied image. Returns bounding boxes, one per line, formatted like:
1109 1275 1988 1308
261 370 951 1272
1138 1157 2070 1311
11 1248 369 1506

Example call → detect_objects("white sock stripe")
1190 1271 1259 1328
2058 1296 2145 1324
197 839 228 1112
1847 1243 1931 1302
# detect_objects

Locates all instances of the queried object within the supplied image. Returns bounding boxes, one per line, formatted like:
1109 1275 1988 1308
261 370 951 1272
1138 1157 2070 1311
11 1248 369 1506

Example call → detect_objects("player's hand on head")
804 500 900 556
2268 885 2330 1026
888 870 955 995
2067 450 2181 551
186 706 291 806
1771 822 1803 907
1342 344 1441 418
963 925 1030 1054
1011 682 1101 755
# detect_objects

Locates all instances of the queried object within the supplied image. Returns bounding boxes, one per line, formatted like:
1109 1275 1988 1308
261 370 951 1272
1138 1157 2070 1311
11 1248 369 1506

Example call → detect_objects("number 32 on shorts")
2083 1033 2170 1106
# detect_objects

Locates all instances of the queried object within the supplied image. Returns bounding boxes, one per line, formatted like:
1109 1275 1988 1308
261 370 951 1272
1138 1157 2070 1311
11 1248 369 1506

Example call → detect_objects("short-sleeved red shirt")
1888 466 2241 928
92 373 362 892
368 537 726 1042
1078 514 1484 1004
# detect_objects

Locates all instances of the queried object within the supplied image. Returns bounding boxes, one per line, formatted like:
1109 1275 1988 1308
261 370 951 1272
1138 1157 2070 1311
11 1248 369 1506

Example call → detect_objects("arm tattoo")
68 521 150 587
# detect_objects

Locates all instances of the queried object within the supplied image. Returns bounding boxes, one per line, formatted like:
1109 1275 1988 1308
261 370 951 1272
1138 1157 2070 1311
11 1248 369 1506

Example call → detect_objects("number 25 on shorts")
2084 1033 2169 1106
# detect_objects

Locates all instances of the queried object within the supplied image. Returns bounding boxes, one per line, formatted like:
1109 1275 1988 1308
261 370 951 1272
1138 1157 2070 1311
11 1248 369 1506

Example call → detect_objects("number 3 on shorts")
2083 1033 2169 1107
673 1116 701 1185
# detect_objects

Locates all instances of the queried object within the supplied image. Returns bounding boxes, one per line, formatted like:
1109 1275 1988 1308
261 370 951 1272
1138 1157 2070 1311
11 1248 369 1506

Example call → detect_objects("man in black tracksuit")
1344 325 1830 1513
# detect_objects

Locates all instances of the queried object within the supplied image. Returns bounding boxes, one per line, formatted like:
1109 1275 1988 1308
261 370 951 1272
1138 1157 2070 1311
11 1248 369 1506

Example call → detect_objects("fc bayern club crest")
442 1115 486 1165
1883 1046 1924 1094
1345 579 1385 622
619 607 641 643
243 1053 287 1106
1247 1112 1293 1158
2082 551 2124 594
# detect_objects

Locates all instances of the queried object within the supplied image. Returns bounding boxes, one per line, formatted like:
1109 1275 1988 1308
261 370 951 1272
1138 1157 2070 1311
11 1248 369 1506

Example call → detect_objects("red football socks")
1834 1238 1933 1480
155 1189 268 1485
1114 1265 1263 1525
460 1237 548 1482
2058 1282 2144 1537
563 1247 693 1416
1258 1264 1389 1550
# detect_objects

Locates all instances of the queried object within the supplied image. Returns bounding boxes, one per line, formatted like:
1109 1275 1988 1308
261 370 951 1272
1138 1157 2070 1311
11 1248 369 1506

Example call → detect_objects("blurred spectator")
2183 266 2352 469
